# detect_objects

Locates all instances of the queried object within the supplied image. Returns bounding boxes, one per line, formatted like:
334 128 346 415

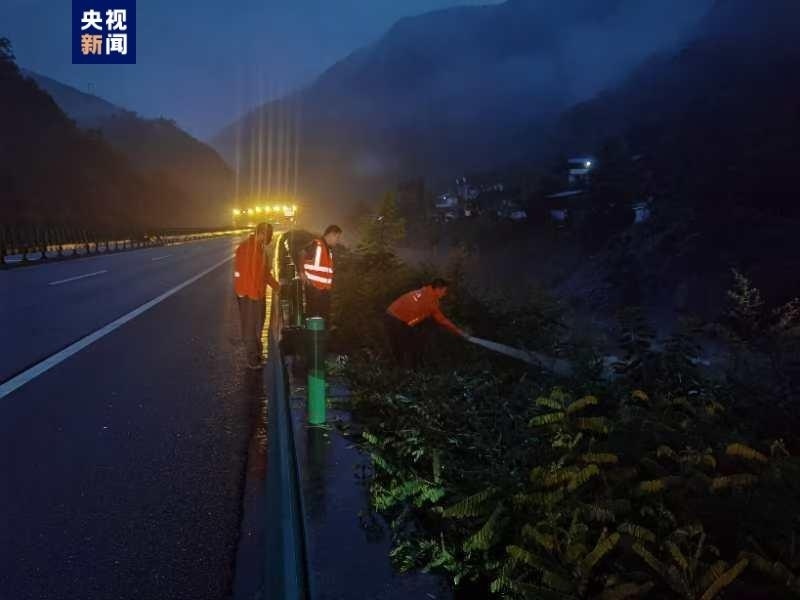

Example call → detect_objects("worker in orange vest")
300 224 342 325
385 278 466 368
234 223 280 369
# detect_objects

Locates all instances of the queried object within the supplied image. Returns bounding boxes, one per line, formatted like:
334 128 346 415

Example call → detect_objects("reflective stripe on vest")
407 290 425 325
304 240 334 288
306 272 333 285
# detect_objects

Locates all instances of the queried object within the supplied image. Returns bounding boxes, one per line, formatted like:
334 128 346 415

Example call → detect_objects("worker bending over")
234 223 280 369
385 278 466 368
300 225 342 325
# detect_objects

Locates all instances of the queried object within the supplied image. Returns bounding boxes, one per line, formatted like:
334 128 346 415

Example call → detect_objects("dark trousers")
237 296 266 364
305 284 331 325
384 313 430 369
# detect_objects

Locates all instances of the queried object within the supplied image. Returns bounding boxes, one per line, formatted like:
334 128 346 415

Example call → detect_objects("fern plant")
337 250 800 600
628 523 751 599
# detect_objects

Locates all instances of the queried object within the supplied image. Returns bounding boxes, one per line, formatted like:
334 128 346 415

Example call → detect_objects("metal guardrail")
0 226 251 267
262 233 310 600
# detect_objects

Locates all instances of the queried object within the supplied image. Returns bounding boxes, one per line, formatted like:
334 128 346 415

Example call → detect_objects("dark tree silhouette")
0 37 14 61
0 37 231 236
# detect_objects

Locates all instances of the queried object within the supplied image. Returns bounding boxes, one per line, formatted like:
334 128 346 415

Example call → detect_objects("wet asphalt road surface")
0 237 242 382
0 237 267 599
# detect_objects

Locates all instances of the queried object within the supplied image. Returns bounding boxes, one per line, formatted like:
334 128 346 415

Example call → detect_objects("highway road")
0 235 269 599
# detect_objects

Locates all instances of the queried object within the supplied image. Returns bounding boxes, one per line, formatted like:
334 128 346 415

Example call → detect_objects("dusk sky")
1 0 502 139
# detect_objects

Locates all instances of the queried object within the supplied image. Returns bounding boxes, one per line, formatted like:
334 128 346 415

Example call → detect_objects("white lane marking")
151 255 171 261
0 254 233 400
48 270 108 286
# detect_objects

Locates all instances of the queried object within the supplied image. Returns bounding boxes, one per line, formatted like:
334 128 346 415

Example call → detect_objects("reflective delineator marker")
306 317 327 425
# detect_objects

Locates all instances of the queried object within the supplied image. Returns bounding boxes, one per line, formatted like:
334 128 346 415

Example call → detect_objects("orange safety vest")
387 286 462 336
234 235 278 299
303 238 334 290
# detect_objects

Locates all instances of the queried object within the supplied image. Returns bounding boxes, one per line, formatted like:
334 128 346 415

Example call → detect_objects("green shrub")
330 219 800 599
348 365 800 599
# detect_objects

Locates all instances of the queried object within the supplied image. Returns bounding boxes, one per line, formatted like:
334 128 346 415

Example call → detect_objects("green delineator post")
306 316 326 425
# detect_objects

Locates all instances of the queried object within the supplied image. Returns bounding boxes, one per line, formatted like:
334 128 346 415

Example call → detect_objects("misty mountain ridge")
28 71 234 227
552 0 800 172
547 0 800 321
213 0 712 218
696 0 800 44
1 50 181 230
20 71 125 125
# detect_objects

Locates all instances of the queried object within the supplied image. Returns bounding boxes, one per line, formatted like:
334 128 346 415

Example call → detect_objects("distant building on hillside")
457 173 506 194
542 154 656 225
433 192 459 222
542 156 596 223
455 177 480 202
546 190 653 226
546 189 586 223
435 193 459 210
430 173 528 222
474 187 526 220
632 200 652 223
567 156 595 187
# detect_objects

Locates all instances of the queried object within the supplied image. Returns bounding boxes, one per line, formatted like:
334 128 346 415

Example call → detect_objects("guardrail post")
22 229 30 262
0 227 7 267
42 226 50 261
292 277 304 327
306 316 326 425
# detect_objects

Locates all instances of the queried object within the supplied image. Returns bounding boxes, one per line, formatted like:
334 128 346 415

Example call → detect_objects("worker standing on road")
234 223 280 369
385 278 466 368
300 225 342 325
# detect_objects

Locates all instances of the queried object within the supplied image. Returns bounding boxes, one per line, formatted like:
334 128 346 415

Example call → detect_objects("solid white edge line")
151 255 171 261
48 270 108 286
0 254 234 400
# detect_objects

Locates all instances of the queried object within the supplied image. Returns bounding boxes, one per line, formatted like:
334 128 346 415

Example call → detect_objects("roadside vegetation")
330 196 800 599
